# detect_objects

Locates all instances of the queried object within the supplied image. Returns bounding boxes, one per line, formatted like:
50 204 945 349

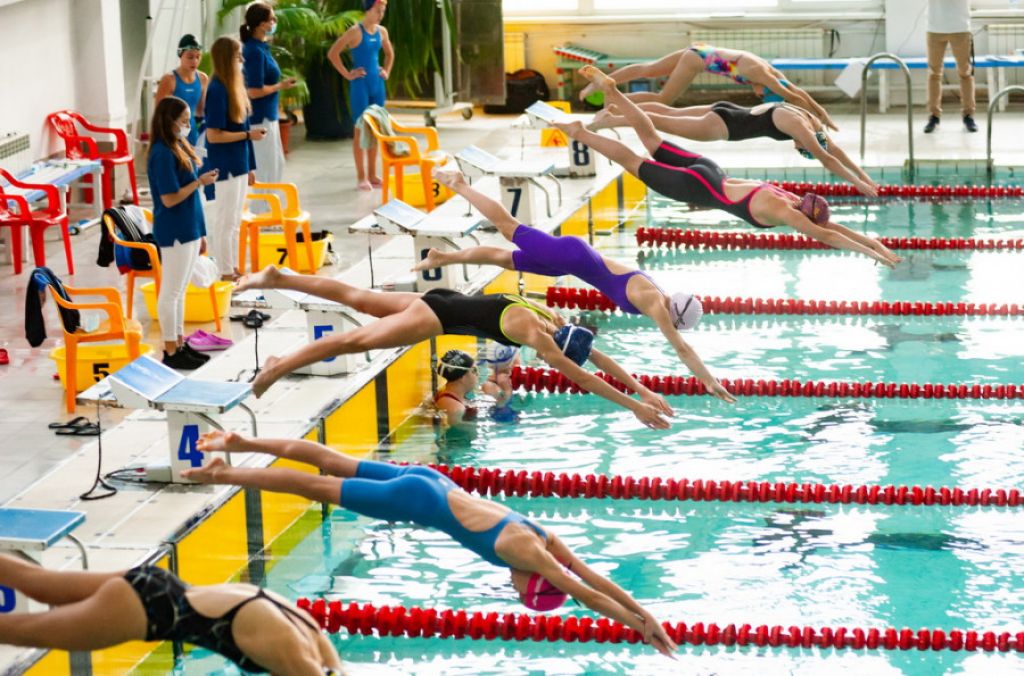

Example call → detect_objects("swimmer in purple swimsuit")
557 67 901 268
414 166 736 403
578 43 838 131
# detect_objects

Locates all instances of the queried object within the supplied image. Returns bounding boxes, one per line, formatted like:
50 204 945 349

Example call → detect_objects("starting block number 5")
313 325 337 363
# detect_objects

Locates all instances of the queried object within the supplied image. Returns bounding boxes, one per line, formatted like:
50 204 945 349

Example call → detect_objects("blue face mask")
266 22 276 35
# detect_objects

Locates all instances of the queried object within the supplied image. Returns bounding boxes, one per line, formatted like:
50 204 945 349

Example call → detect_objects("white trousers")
157 238 201 342
205 173 248 275
249 119 285 214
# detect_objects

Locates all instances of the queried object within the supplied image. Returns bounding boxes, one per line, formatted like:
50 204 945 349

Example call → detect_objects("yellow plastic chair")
48 284 144 413
362 113 449 211
103 211 223 332
238 182 315 273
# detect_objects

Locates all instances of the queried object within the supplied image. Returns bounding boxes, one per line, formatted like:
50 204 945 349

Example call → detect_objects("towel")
355 105 410 156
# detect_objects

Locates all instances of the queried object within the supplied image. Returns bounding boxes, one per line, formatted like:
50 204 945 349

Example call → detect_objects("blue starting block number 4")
177 424 204 468
0 585 14 613
313 325 337 363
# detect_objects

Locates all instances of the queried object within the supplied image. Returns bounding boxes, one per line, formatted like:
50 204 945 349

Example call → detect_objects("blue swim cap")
797 130 829 160
480 344 519 369
553 325 594 366
761 78 789 103
362 0 377 10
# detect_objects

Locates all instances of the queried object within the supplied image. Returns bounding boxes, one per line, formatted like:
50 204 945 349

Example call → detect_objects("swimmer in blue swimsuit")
412 167 735 403
327 0 394 190
0 553 342 672
578 43 838 131
236 266 672 428
183 430 678 658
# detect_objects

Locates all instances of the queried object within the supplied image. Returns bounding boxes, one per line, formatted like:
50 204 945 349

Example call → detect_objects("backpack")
483 69 551 114
104 207 159 271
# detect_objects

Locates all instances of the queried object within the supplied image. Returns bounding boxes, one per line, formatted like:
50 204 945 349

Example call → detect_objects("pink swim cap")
799 192 831 225
520 573 569 612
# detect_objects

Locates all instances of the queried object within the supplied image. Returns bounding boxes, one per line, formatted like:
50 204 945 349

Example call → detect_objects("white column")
71 0 129 128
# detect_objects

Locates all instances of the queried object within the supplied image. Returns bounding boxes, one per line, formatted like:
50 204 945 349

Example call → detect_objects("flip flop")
55 422 100 436
49 416 89 430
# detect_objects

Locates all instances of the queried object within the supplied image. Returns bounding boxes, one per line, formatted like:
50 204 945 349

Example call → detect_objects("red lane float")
544 286 1024 318
295 599 1024 653
510 365 1024 402
420 462 1022 508
766 180 1023 199
635 227 1024 252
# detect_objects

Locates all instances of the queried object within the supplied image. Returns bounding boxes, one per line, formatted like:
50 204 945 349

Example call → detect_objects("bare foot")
235 265 282 293
579 65 617 93
197 430 244 453
550 119 584 139
181 457 227 484
579 82 597 102
432 166 466 190
369 176 383 188
588 108 618 131
411 247 448 272
251 355 283 398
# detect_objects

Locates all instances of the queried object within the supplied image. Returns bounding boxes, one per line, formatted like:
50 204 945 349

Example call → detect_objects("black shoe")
162 349 204 370
924 115 940 133
180 343 211 363
963 115 978 132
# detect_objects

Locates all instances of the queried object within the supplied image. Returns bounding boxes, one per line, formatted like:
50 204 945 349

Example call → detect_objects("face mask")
266 22 277 35
177 124 191 140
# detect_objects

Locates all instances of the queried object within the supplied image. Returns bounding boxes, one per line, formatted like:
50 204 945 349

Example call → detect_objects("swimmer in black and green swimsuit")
236 266 673 429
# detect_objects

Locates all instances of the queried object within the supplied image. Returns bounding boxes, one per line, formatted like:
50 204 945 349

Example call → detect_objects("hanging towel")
355 104 410 155
25 267 80 347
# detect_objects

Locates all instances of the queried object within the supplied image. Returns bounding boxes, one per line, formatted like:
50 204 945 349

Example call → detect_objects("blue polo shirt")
204 76 256 183
242 37 281 124
147 140 206 247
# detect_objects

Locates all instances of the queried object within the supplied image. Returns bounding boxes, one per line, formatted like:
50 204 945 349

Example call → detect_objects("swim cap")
479 344 519 369
520 573 568 612
798 192 831 226
436 349 475 381
796 131 829 160
553 325 594 366
670 292 703 331
362 0 378 9
761 78 789 103
177 34 202 55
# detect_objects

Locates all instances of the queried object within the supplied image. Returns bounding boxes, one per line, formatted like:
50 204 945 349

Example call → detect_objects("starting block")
525 101 597 178
106 355 255 483
350 199 484 291
454 145 562 224
0 508 88 615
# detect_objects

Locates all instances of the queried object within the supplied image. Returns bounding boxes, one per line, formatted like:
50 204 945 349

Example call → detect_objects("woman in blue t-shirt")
146 96 219 370
204 35 267 280
241 2 297 185
153 34 208 147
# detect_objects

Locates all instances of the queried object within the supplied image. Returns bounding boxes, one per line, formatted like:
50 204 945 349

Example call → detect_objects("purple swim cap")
799 192 830 225
520 573 568 612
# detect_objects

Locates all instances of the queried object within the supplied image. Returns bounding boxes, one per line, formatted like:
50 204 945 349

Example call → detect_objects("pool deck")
1 107 1023 672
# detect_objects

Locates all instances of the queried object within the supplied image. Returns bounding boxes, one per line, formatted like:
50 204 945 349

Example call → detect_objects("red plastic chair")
0 169 73 275
46 110 139 209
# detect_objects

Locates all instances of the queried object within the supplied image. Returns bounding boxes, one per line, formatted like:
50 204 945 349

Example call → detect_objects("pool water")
176 194 1024 674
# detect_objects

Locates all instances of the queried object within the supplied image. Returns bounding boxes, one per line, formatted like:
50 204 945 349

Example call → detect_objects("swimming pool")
178 192 1024 674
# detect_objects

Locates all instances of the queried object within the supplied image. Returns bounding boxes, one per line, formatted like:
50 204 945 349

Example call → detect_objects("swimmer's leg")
236 266 421 318
412 246 514 273
433 168 519 239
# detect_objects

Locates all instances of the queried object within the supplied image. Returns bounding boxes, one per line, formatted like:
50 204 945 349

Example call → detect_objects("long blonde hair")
210 36 250 124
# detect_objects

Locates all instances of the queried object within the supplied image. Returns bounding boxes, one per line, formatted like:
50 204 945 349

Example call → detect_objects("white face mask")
176 123 191 139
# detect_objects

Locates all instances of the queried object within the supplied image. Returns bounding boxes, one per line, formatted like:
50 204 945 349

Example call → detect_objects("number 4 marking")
177 424 204 468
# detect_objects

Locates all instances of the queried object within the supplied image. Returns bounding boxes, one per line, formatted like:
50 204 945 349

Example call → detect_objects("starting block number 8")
0 585 15 613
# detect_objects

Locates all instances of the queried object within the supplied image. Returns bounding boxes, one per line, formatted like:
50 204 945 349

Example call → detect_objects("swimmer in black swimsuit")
236 267 673 429
555 67 900 267
0 554 342 673
589 101 878 197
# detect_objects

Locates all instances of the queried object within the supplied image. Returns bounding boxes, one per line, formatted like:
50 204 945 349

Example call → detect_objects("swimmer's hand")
856 180 879 199
632 402 670 430
641 612 679 658
640 390 674 417
706 379 737 404
344 67 367 80
181 457 228 484
197 430 245 453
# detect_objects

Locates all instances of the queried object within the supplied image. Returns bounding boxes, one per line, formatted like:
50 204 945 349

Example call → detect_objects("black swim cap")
437 350 475 381
177 34 203 55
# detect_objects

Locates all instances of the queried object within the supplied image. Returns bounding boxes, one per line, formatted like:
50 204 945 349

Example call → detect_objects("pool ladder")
859 52 915 176
987 85 1024 176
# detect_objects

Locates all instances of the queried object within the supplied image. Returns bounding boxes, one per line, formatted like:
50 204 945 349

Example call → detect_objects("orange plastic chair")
238 182 315 273
46 110 139 209
362 113 448 211
103 210 223 332
48 284 143 413
0 168 73 275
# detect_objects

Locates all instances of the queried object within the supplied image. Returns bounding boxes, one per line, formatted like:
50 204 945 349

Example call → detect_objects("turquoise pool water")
178 194 1024 674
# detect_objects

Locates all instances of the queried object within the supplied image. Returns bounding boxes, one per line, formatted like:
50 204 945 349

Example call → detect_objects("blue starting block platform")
455 146 561 224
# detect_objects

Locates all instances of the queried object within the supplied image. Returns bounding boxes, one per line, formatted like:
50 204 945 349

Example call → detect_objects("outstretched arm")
780 209 899 266
757 70 838 131
587 348 674 416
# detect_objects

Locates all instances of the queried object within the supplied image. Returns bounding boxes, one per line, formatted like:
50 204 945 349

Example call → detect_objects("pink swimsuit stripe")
645 159 772 228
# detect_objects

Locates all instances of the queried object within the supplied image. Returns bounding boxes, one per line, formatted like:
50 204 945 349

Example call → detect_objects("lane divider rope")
544 286 1023 318
295 599 1024 652
510 365 1024 401
768 180 1023 199
635 227 1024 252
422 462 1021 508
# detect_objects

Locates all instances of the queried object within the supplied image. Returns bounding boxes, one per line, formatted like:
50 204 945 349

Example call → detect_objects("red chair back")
47 110 91 160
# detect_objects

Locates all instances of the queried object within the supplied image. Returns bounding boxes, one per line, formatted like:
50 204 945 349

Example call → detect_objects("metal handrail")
860 53 915 176
987 85 1024 174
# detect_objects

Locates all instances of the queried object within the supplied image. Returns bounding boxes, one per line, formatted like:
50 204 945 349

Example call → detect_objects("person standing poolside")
182 431 679 658
153 34 208 148
204 36 267 281
924 0 977 133
241 2 298 186
327 0 394 191
578 43 838 131
413 167 735 403
147 96 219 370
0 554 343 673
559 67 901 267
589 101 878 197
234 266 673 429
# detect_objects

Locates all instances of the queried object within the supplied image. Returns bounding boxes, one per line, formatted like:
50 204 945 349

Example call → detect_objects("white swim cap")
480 344 519 369
670 292 703 330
